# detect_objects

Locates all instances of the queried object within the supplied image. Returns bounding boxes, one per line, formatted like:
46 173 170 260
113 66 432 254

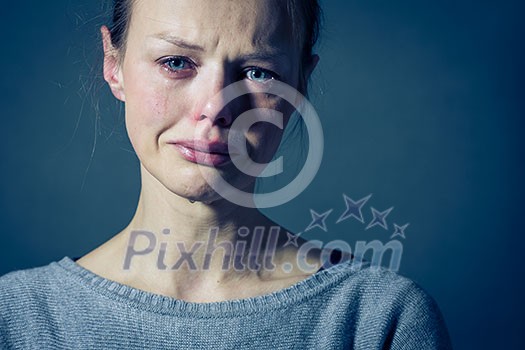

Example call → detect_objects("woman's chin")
144 161 258 206
172 177 257 207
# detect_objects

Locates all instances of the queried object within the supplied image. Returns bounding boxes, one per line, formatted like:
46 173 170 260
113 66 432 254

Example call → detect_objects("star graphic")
283 231 300 247
305 209 333 232
336 193 373 224
390 223 409 239
365 206 394 230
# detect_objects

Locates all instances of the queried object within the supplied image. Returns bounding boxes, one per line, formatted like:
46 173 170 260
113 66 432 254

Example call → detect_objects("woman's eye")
160 56 194 73
245 68 277 82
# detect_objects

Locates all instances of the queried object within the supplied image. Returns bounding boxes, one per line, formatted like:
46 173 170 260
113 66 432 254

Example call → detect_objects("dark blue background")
1 1 523 348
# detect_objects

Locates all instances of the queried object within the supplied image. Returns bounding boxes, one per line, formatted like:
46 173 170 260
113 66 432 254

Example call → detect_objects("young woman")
0 0 452 349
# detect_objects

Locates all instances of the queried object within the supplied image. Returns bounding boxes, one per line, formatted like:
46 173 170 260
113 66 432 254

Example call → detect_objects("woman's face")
104 0 311 204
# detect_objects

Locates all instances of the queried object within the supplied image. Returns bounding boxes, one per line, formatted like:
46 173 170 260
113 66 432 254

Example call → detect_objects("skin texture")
78 0 320 303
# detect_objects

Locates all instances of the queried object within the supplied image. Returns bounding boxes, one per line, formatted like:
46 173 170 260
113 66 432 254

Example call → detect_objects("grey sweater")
0 257 452 349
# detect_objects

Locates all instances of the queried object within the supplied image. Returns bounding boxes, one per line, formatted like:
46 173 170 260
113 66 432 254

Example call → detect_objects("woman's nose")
193 71 238 127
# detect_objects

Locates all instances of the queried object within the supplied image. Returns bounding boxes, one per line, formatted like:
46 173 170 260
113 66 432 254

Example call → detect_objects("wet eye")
245 68 277 83
159 56 195 74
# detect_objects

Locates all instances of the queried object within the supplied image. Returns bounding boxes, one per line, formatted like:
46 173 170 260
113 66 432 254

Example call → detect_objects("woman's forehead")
129 0 295 55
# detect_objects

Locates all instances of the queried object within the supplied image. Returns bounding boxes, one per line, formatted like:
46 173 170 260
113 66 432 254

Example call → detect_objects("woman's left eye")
245 68 278 82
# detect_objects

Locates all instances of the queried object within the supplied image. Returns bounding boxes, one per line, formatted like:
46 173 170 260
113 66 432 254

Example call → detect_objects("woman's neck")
130 167 268 243
76 167 322 302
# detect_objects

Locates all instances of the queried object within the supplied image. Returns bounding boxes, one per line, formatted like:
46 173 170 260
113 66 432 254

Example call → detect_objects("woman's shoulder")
279 246 443 316
0 259 62 287
319 261 452 349
338 262 432 297
0 259 79 348
0 259 70 312
320 259 442 314
319 260 428 301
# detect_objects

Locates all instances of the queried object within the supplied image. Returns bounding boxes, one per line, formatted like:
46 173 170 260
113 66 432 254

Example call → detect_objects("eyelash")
157 56 280 82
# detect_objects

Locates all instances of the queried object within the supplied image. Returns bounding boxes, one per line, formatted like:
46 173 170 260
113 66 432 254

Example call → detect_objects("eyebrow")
149 33 205 51
149 32 289 62
238 52 289 63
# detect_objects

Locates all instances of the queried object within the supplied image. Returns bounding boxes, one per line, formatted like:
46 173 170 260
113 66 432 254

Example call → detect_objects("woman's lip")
169 140 242 155
171 142 235 167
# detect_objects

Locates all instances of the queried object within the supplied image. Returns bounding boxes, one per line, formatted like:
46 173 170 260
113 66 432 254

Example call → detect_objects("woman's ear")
299 54 320 95
304 54 320 81
101 25 125 102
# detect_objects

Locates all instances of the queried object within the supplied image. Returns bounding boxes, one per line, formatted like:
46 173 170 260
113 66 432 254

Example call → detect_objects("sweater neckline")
55 256 359 317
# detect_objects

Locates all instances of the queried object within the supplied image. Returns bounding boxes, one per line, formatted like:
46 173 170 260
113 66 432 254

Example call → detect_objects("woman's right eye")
158 56 196 76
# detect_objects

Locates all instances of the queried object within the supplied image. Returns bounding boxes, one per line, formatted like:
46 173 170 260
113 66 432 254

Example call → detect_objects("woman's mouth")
170 140 238 167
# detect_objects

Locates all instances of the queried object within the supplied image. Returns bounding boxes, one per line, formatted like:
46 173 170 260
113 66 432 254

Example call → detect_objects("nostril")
196 113 230 127
217 116 229 126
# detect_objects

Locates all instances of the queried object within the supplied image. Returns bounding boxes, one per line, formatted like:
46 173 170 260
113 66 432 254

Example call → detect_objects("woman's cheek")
123 87 170 157
246 123 284 163
242 98 290 162
124 59 177 127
